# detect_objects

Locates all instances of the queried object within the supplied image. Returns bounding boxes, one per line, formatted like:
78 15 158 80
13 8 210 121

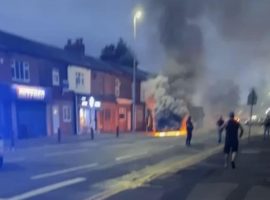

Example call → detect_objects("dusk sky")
0 0 163 72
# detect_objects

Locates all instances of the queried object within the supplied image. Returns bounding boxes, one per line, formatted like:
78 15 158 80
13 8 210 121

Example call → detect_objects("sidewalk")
3 131 151 150
108 135 270 200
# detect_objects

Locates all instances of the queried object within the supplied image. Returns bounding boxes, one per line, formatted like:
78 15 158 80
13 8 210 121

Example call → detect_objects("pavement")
2 132 151 150
108 135 270 200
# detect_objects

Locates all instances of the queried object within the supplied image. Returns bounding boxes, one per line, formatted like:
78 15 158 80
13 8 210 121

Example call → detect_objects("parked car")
0 135 3 168
244 118 264 126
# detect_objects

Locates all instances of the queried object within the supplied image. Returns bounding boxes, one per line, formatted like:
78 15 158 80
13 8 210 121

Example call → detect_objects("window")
75 72 85 88
105 110 111 121
52 69 60 86
119 107 126 120
63 106 72 122
11 60 30 82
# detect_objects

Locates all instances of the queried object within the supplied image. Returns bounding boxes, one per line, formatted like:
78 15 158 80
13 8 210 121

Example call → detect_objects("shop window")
119 107 126 120
63 106 71 122
105 110 111 121
52 68 60 86
11 60 30 82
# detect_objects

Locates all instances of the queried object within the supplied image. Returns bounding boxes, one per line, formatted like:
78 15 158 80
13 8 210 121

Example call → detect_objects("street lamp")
132 9 143 133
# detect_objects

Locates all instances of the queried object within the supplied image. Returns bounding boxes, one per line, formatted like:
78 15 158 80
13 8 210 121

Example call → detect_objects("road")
0 132 220 200
107 135 270 200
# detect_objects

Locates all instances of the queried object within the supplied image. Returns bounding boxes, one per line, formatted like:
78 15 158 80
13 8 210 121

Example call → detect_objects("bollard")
116 126 119 138
57 128 61 144
90 127 94 140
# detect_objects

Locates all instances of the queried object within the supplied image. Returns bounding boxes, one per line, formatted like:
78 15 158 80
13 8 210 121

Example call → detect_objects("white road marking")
5 157 26 163
115 152 148 161
44 149 89 157
8 177 86 200
31 163 98 180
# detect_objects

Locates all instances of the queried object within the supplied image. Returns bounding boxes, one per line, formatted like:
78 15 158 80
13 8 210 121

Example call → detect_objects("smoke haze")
143 0 270 123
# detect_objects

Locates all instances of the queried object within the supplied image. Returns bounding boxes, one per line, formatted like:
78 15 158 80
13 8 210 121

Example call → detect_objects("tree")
100 38 138 67
100 44 116 61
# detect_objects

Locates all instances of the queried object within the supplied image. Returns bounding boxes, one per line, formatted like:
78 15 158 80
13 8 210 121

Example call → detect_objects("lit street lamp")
132 9 143 133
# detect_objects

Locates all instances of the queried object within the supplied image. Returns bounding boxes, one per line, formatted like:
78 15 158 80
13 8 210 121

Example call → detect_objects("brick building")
0 30 148 139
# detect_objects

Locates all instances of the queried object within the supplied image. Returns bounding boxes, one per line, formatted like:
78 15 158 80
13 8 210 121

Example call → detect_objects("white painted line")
115 152 148 161
31 163 98 180
44 149 88 157
5 157 26 163
8 177 86 200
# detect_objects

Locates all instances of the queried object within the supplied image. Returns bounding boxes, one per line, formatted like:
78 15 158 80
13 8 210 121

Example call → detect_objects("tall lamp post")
132 9 143 133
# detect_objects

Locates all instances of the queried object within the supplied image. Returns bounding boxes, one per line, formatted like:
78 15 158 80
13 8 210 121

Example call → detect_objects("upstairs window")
11 60 30 82
75 72 85 88
52 68 60 86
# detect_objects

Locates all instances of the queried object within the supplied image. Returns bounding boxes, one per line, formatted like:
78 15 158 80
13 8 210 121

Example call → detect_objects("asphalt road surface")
0 132 220 200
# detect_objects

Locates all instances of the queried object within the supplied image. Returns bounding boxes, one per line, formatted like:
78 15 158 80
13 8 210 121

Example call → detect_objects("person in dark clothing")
223 112 244 169
186 116 194 146
263 115 270 140
217 116 225 144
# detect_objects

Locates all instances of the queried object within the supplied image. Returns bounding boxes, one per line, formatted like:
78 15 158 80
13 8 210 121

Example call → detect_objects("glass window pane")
15 61 20 79
19 62 24 79
11 66 15 79
25 69 29 80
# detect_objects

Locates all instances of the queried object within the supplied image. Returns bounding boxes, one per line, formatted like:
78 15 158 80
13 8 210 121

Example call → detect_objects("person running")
186 116 194 146
217 116 225 144
223 112 244 169
263 115 270 140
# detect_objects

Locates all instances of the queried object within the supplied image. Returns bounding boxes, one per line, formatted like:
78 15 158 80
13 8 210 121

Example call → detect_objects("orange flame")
153 115 187 137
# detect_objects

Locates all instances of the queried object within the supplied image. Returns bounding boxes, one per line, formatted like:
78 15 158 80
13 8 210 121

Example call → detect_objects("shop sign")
13 85 46 100
80 96 101 108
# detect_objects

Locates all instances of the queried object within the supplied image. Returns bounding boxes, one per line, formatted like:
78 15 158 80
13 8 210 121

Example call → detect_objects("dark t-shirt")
225 119 240 143
217 119 224 127
186 120 193 132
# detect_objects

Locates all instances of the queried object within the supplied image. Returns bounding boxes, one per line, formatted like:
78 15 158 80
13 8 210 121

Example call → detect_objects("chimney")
64 39 72 51
64 38 85 56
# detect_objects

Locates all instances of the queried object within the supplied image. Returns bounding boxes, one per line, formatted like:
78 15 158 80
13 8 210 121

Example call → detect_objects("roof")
108 62 153 80
0 29 150 79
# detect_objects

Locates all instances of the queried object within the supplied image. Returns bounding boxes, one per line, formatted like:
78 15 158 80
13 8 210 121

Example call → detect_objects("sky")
0 0 163 72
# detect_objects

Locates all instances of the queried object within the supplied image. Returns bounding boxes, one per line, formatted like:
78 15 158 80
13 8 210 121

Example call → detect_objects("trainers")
231 161 236 169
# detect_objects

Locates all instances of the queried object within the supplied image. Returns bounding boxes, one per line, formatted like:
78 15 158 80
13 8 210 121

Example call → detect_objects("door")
52 106 60 135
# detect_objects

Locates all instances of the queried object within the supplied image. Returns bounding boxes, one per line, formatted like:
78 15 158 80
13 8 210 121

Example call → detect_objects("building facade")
0 30 148 139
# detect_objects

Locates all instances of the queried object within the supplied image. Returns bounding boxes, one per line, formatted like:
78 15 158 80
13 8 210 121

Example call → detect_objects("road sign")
247 89 257 106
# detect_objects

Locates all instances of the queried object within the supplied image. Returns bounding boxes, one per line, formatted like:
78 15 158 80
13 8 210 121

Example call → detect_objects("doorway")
52 105 60 135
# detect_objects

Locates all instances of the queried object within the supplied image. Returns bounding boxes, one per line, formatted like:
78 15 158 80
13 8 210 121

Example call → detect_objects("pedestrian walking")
186 116 194 146
263 115 270 140
217 116 225 144
223 112 244 169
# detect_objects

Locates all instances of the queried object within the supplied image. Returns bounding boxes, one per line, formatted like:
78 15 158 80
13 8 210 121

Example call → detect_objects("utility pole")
247 88 257 142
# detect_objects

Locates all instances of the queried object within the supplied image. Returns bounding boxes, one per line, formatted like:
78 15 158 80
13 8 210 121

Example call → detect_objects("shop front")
97 101 117 133
12 84 51 139
0 83 12 139
75 95 101 134
117 98 132 133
